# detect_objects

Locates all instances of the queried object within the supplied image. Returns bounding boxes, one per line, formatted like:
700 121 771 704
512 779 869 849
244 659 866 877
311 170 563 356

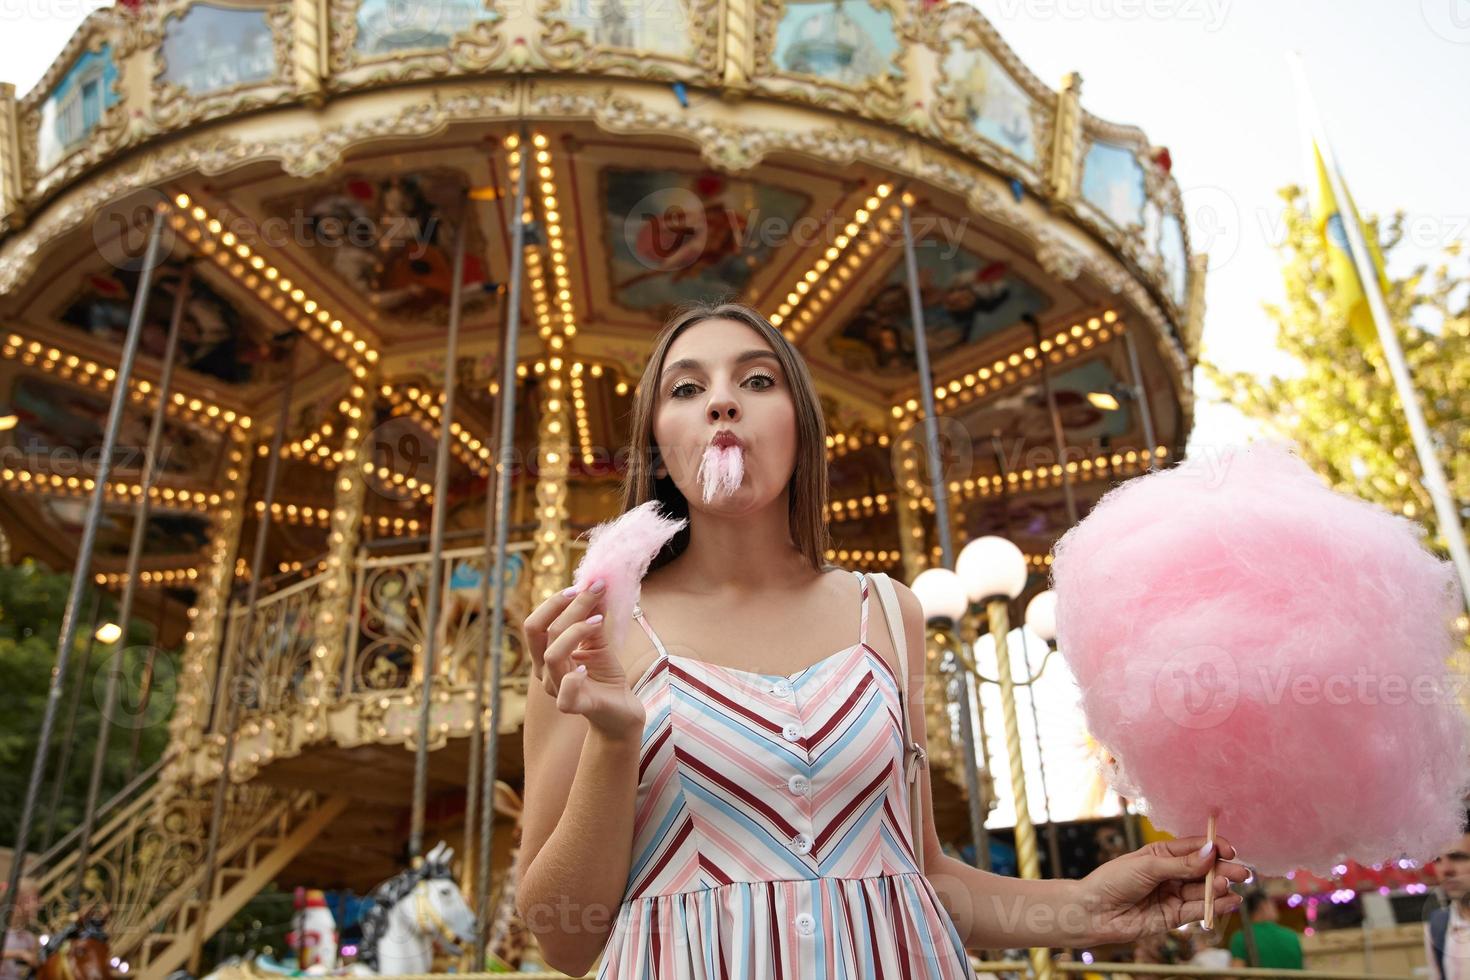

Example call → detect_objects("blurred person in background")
1 877 40 980
1426 829 1470 980
1231 892 1302 970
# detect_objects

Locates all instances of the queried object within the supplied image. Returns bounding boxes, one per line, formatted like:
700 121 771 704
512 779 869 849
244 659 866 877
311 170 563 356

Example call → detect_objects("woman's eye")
670 373 776 399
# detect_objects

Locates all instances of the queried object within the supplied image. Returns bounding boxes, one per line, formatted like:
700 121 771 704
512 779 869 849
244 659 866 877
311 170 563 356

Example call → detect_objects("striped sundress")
596 569 977 978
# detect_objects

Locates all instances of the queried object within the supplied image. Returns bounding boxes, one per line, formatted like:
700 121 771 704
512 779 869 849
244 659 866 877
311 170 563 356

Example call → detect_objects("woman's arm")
513 583 646 977
885 580 1248 951
516 695 641 976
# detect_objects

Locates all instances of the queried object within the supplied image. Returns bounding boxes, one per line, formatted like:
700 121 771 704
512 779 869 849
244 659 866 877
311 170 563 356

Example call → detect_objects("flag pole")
1288 52 1470 611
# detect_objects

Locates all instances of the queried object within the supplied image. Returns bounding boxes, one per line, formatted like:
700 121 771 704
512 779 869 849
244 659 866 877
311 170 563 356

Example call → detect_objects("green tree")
0 560 177 848
1203 186 1470 566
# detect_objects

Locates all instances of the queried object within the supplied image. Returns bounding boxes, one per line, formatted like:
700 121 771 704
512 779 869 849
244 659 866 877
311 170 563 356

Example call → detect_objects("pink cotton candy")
1051 442 1470 875
571 500 688 657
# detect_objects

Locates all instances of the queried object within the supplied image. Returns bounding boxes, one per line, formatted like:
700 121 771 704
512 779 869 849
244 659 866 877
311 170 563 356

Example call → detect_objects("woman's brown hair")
618 300 833 575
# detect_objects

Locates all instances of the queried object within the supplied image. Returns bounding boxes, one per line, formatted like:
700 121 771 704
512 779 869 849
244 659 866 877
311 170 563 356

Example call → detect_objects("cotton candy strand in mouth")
696 443 744 504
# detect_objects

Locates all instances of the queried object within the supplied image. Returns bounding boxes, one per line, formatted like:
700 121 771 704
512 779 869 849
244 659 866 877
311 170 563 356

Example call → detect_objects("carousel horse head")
38 907 111 980
356 842 475 975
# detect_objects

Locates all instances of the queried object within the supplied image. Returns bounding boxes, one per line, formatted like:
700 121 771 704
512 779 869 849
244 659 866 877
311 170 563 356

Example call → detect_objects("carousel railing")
341 543 500 697
30 753 172 896
31 774 310 967
213 571 331 731
214 538 562 728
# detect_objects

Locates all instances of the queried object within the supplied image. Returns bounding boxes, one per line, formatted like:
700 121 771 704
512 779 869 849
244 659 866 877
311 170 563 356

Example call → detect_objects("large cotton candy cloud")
1052 442 1470 874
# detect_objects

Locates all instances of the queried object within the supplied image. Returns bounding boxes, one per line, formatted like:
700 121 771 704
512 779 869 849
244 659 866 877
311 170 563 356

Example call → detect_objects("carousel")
0 0 1203 974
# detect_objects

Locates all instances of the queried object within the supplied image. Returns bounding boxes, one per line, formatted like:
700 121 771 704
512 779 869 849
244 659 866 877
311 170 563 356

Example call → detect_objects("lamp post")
911 568 992 872
1022 590 1064 878
956 536 1052 980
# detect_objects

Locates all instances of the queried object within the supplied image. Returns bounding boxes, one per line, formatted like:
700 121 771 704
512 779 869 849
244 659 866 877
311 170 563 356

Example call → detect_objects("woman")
515 301 1246 978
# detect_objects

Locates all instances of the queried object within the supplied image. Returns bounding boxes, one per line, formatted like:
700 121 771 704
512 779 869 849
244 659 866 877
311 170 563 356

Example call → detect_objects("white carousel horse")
354 842 476 975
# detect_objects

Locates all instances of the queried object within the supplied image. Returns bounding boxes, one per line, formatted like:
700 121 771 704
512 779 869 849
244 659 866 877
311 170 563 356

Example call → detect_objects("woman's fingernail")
1199 840 1215 859
590 579 607 593
586 613 604 625
561 585 580 597
576 664 587 674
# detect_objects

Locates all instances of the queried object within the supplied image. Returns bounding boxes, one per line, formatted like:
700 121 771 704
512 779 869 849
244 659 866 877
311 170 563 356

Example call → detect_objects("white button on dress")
794 912 816 936
790 832 812 854
781 722 802 742
770 678 793 697
787 774 809 795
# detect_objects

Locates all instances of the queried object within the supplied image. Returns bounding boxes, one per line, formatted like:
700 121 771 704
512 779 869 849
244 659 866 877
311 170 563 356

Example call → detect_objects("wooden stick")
1203 813 1218 929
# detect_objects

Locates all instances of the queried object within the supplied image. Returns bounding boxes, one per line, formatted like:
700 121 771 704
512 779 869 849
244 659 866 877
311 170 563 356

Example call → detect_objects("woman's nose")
709 403 737 420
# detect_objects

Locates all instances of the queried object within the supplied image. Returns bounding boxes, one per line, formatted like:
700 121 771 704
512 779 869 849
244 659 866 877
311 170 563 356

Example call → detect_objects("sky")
4 1 1466 828
964 0 1470 453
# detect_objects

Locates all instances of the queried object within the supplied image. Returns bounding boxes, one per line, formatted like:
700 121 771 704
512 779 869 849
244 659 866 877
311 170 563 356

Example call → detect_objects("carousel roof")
0 0 1204 629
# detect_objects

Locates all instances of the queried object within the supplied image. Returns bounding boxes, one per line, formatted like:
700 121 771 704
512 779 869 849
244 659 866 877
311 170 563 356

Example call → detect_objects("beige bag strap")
871 571 927 873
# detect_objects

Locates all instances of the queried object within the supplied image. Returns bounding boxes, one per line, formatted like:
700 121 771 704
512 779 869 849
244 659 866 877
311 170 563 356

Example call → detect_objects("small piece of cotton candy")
1052 441 1470 875
696 443 744 504
571 500 688 656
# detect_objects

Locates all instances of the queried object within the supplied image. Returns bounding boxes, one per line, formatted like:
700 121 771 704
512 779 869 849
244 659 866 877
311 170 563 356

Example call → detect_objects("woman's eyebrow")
659 349 779 384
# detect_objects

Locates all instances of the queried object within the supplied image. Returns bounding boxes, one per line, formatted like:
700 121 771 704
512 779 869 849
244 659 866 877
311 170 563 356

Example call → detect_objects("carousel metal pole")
992 442 1062 877
73 264 192 907
463 264 509 900
409 193 469 861
1016 627 1063 876
475 125 530 965
40 591 104 855
2 203 166 926
1120 327 1160 471
1027 315 1078 525
187 341 297 975
898 193 990 870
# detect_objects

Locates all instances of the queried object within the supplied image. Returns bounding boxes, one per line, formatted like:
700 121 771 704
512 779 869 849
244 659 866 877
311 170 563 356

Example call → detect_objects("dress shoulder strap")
870 570 928 873
631 599 668 657
855 568 870 647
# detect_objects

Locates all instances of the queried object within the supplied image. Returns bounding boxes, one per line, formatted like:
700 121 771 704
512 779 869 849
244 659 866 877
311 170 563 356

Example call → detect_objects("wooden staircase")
35 775 348 980
131 792 349 980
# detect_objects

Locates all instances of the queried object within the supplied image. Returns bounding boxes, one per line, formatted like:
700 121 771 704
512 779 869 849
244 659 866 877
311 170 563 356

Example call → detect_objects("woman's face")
652 318 798 514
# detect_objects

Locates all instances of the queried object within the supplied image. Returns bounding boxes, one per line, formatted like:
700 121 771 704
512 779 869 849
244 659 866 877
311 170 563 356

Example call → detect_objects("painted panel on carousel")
160 3 277 94
41 500 211 558
7 375 222 481
826 248 1049 377
552 0 695 57
1081 140 1146 231
1159 212 1188 306
605 169 808 316
57 264 293 385
354 0 485 54
266 169 495 329
941 42 1037 164
772 0 901 87
37 42 120 172
953 357 1132 446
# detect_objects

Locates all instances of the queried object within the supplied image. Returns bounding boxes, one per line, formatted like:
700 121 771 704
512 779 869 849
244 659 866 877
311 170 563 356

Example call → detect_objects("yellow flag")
1311 141 1389 348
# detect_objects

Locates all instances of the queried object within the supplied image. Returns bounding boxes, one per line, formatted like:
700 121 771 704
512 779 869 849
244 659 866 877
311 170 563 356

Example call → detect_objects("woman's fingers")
1215 860 1251 884
1150 834 1238 862
541 617 605 698
1176 892 1243 927
1179 874 1237 903
524 580 606 680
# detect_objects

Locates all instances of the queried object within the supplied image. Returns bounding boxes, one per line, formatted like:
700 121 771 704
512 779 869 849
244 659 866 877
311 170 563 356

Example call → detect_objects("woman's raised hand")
522 579 646 742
